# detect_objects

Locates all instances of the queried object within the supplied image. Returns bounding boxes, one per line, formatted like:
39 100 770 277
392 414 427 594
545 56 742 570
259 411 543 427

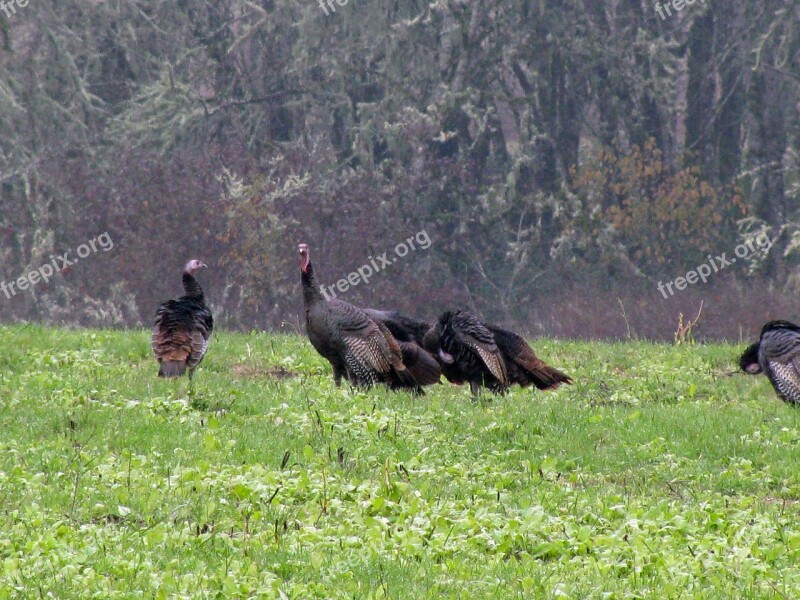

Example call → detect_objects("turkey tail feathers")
399 341 442 386
158 360 187 378
527 365 573 390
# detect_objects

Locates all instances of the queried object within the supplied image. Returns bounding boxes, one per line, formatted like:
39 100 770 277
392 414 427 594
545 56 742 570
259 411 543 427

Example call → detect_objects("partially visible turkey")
423 310 508 395
299 244 423 394
362 309 430 346
152 259 213 378
738 342 762 374
486 324 573 391
363 309 442 386
740 320 800 405
424 310 573 396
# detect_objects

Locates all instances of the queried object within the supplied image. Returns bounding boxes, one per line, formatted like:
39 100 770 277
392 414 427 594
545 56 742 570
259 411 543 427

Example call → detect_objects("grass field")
2 325 800 598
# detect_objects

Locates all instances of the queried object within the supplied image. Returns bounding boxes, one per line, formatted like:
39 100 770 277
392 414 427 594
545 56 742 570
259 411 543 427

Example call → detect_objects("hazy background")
0 1 798 340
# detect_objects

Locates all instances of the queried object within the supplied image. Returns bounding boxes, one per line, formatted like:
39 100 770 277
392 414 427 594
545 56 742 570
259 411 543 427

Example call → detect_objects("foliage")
214 164 304 326
0 2 798 331
574 140 749 276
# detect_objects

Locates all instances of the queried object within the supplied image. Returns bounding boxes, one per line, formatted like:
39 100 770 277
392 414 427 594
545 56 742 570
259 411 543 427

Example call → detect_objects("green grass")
2 325 800 598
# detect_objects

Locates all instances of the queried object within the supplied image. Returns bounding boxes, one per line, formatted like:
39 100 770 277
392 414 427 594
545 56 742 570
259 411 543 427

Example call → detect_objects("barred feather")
425 311 572 396
300 247 422 394
752 321 800 405
152 265 213 379
424 310 508 395
487 325 572 391
364 309 442 386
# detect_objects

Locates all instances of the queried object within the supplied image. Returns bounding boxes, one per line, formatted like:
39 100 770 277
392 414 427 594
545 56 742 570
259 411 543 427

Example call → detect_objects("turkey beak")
438 349 454 364
200 262 208 269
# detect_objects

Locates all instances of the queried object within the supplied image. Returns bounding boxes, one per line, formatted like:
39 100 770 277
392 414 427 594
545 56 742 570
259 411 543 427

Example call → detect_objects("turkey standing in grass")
299 244 423 394
424 310 573 396
486 324 573 391
363 309 442 386
152 259 213 378
739 320 800 405
423 310 509 395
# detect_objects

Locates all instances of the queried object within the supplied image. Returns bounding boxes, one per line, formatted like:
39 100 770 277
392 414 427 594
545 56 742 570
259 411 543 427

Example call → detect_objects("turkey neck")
301 263 324 307
182 271 204 300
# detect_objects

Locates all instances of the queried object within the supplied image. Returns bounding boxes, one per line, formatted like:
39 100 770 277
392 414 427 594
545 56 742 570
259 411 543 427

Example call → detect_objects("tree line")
0 1 798 339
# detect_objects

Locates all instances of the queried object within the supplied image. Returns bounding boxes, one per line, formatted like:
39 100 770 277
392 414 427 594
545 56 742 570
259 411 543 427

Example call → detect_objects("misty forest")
1 0 798 338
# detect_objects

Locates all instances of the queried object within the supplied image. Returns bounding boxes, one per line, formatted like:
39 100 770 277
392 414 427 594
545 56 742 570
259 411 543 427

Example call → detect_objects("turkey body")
740 320 800 405
487 325 573 390
362 309 430 346
423 310 508 395
363 309 442 386
299 245 423 394
424 310 573 396
152 261 213 378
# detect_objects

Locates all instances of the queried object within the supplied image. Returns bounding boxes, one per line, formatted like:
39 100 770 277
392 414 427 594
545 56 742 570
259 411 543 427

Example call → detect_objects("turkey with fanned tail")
298 244 423 394
152 259 213 379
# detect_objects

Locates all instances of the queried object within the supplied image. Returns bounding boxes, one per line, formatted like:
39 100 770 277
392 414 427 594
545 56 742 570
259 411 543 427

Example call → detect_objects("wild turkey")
423 310 508 395
738 342 762 374
486 324 573 390
739 320 800 404
424 310 573 395
152 259 213 378
363 309 442 386
299 244 423 394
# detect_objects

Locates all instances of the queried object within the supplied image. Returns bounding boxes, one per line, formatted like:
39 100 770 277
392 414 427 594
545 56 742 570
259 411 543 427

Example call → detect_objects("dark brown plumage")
486 324 573 390
740 320 800 405
423 310 508 395
152 259 213 379
363 309 442 386
739 341 762 374
424 310 572 396
299 244 423 394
